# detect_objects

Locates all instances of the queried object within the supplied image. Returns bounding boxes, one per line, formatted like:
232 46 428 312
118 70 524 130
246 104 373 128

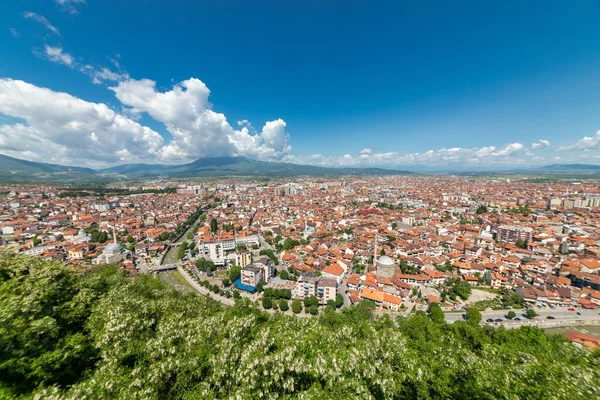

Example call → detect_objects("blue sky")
1 0 600 170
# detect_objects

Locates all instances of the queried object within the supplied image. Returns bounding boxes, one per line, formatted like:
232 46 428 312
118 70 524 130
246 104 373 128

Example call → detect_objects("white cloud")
0 79 164 167
360 148 373 155
40 46 128 84
532 139 550 149
9 28 20 38
493 142 523 156
44 45 74 66
80 65 129 84
284 142 529 169
23 12 60 36
54 0 86 14
558 130 600 152
110 77 292 162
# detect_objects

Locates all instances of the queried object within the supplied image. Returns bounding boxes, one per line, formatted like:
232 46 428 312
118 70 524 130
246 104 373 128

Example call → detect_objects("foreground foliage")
1 254 599 399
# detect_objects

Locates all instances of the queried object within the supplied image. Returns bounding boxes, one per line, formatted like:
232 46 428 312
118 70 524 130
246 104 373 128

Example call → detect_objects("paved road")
445 306 600 327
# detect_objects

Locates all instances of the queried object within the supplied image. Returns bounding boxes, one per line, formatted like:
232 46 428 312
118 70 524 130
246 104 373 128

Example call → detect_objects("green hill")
0 154 409 182
0 253 598 399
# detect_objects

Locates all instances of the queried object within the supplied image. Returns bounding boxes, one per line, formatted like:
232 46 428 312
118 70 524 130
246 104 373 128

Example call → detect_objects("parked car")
495 318 503 322
568 308 576 311
514 317 521 321
546 316 555 319
577 311 581 316
486 319 494 323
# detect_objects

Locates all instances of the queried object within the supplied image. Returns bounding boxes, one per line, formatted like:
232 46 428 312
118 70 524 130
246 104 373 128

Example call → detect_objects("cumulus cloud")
23 12 60 36
110 78 292 162
54 0 86 14
44 45 74 66
360 148 373 155
284 142 529 168
558 131 600 152
0 79 164 167
532 139 550 149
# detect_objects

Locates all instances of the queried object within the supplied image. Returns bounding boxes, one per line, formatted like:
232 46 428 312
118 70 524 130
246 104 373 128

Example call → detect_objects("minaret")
113 228 117 244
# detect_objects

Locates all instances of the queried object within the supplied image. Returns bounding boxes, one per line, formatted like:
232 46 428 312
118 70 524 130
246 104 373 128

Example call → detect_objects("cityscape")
4 177 600 330
2 1 600 399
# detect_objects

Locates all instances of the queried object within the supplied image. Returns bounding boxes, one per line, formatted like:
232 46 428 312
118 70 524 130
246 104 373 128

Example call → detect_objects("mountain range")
0 154 409 183
4 153 600 183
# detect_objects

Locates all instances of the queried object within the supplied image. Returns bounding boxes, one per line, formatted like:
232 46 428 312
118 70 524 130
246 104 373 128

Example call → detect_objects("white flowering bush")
1 252 599 400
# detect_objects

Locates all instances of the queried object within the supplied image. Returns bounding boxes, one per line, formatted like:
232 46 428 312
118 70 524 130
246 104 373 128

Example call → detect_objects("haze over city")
1 1 600 170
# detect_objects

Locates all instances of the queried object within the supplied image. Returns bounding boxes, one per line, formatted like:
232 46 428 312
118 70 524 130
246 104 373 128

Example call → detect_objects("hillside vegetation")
1 253 599 399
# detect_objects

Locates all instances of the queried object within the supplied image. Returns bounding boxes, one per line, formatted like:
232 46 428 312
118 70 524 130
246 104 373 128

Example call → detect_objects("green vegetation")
428 303 445 323
526 309 537 319
1 253 599 399
228 265 241 282
195 258 215 274
476 205 488 214
443 277 473 301
515 239 529 249
176 241 188 260
465 307 482 324
210 218 218 233
259 249 279 265
291 299 302 314
507 310 516 319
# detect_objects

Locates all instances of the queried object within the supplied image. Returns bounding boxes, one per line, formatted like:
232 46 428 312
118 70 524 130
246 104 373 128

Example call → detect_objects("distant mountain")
538 163 600 171
99 156 410 178
0 154 410 182
0 154 101 183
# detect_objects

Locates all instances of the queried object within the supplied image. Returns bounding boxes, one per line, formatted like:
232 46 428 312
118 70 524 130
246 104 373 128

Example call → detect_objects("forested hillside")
1 253 599 399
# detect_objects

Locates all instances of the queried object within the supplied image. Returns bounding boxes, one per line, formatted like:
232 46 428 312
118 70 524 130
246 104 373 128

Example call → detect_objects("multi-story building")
295 273 319 300
496 225 533 244
316 277 337 305
241 265 264 287
236 250 251 268
295 274 337 305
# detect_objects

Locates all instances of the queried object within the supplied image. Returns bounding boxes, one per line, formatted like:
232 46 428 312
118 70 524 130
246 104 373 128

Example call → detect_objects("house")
383 293 402 311
321 263 346 283
359 287 384 306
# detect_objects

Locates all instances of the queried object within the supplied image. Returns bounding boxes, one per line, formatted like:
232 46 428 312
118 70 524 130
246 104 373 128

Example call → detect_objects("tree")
515 239 529 250
507 310 516 319
476 205 488 214
309 304 319 315
279 299 289 311
229 265 241 282
335 294 344 308
262 296 272 309
526 309 537 319
279 270 289 280
465 307 482 325
326 300 337 311
256 281 266 292
195 258 215 273
222 278 230 287
210 218 218 233
304 296 318 308
291 299 302 314
0 253 598 399
232 290 241 299
126 235 134 243
428 304 445 323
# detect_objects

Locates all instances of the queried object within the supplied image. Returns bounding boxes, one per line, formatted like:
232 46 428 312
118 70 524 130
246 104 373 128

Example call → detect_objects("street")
445 306 600 328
